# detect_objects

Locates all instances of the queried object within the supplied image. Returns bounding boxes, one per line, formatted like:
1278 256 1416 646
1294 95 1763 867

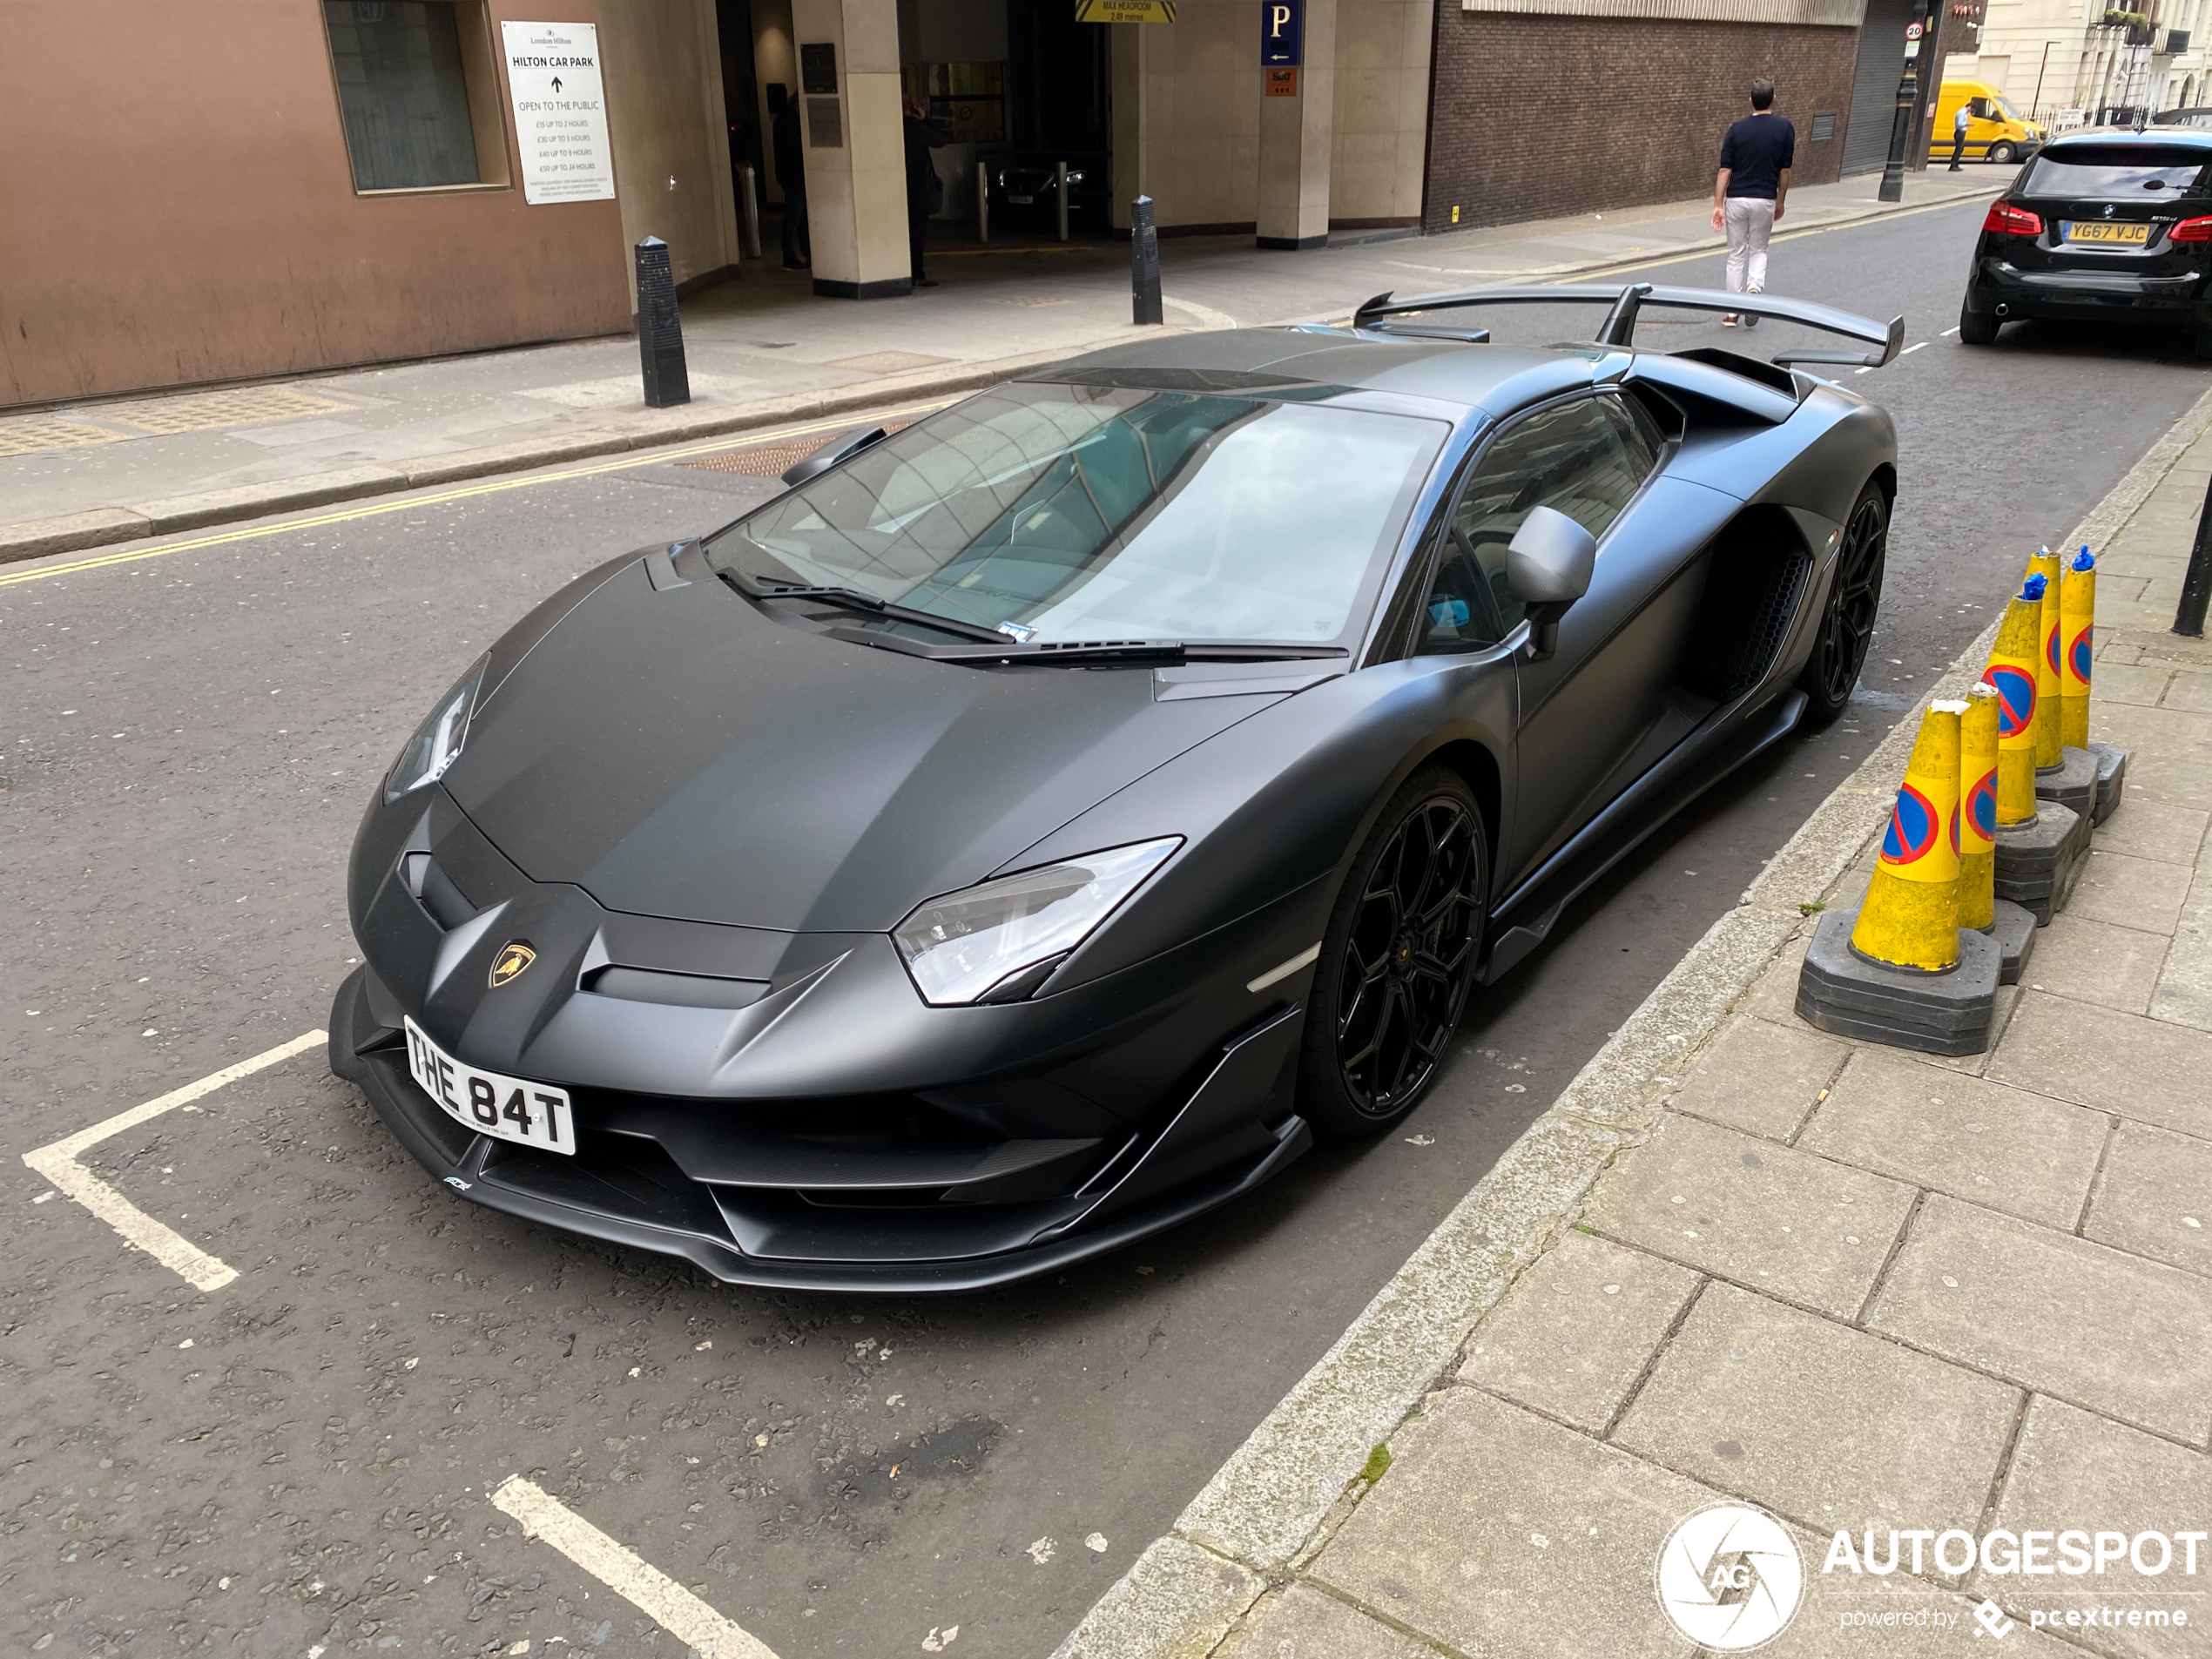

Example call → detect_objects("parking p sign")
1262 0 1302 65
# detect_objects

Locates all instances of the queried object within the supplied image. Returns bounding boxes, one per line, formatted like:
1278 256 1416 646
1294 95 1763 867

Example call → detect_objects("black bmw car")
331 283 1899 1291
1959 125 2212 350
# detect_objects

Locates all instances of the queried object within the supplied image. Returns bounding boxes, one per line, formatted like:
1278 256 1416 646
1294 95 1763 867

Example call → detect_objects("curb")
1052 380 2212 1659
0 184 1998 568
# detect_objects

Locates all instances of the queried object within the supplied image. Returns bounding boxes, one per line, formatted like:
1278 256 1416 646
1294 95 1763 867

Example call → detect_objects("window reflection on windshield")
706 382 1445 645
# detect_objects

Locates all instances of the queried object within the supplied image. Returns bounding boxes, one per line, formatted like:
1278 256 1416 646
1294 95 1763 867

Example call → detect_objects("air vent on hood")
583 965 771 1010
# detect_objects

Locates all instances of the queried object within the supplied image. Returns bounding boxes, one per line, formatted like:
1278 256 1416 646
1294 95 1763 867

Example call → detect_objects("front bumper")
329 966 1312 1291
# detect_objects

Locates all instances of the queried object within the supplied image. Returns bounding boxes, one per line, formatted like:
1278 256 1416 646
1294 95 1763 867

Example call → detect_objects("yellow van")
1935 81 2047 165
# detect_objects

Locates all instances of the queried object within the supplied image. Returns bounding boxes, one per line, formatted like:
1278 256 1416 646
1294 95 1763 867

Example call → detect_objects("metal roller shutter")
1844 0 1912 174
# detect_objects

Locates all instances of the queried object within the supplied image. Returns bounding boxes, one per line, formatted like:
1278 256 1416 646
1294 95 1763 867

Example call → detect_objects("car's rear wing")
1350 281 1905 370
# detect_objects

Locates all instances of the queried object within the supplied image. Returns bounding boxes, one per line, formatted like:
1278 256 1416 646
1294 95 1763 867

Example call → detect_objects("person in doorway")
903 95 950 289
1710 78 1794 327
1949 99 1972 170
768 84 809 271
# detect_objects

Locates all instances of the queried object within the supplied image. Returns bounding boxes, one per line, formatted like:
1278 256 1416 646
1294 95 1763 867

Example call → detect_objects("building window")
324 1 509 193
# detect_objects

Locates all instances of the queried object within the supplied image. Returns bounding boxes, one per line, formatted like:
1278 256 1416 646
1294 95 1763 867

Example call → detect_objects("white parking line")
490 1476 779 1659
22 1030 324 1292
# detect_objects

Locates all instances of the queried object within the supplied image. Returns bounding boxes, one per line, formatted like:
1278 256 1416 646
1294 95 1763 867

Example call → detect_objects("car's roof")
2046 125 2212 152
1035 327 1598 417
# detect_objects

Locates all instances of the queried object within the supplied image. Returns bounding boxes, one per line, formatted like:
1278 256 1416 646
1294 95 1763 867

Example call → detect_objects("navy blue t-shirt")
1720 114 1797 199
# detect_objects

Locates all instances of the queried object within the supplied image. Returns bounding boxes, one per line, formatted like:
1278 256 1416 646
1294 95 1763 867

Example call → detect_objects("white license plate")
1008 193 1035 204
404 1018 575 1155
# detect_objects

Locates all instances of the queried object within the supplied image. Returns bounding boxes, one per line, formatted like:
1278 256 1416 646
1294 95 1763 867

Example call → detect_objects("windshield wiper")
932 639 1352 666
719 572 1010 644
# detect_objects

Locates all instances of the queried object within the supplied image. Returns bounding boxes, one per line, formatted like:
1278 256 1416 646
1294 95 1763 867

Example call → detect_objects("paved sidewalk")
0 169 1998 563
1060 397 2212 1656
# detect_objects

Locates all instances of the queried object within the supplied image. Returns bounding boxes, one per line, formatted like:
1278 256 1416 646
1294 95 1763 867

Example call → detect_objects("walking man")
1949 98 1972 170
769 84 809 271
1711 78 1794 327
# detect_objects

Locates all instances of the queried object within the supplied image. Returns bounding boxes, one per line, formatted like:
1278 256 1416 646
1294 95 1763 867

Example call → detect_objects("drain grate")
678 420 914 476
0 415 121 458
99 385 352 435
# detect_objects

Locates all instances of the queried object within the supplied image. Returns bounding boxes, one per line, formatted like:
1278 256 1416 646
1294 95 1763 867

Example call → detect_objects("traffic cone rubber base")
2087 741 2128 825
1979 898 2039 986
1797 911 2000 1055
2033 746 2098 820
1993 802 2087 926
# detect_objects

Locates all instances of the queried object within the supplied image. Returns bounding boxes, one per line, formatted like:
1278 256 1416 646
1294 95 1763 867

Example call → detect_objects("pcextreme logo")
1656 1501 1806 1650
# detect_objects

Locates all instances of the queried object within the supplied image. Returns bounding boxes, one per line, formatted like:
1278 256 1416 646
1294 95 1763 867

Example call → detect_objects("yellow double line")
0 397 959 590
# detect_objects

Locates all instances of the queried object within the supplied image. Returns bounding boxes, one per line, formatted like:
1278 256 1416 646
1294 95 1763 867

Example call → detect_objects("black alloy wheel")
1959 301 2000 346
1797 481 1888 725
1298 767 1487 1138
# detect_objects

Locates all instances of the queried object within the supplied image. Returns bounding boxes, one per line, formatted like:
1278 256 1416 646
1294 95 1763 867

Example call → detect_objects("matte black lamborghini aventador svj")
331 283 1901 1291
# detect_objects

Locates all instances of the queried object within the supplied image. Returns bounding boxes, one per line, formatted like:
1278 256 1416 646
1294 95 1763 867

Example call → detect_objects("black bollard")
2178 468 2212 637
635 236 691 408
1131 195 1163 327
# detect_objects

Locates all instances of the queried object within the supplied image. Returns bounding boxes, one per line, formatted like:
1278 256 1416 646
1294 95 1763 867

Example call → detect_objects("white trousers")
1724 196 1776 295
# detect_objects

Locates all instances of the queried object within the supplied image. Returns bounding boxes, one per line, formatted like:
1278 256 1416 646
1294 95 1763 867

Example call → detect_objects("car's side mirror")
781 425 888 487
1506 505 1597 660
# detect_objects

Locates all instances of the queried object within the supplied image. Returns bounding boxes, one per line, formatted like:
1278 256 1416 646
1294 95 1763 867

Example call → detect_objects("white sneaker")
1722 314 1739 327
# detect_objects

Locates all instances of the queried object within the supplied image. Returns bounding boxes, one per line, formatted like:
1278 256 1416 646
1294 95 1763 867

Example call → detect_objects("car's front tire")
1298 766 1487 1139
1797 480 1888 726
1959 302 2000 346
1988 141 2018 164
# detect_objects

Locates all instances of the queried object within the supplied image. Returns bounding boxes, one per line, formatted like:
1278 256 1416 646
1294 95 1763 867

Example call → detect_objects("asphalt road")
6 196 2209 1659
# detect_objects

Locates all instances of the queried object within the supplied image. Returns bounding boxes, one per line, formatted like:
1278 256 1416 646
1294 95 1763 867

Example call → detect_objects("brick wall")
1424 10 1864 233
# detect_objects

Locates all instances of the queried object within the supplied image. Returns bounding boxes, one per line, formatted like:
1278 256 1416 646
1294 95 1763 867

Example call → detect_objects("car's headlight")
893 838 1181 1006
384 654 489 803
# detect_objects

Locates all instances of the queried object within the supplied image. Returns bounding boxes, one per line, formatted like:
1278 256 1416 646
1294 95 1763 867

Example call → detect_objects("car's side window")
1416 394 1660 656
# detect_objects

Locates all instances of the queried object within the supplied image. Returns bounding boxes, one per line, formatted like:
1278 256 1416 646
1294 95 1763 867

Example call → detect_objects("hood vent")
583 965 772 1010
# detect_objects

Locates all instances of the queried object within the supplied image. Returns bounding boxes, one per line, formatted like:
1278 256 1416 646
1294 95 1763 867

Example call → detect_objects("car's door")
1441 391 1693 890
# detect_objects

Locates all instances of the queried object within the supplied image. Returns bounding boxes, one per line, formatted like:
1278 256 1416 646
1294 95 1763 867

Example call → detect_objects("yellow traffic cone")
2060 545 2095 751
2028 546 2064 771
1984 575 2045 828
1851 701 1966 973
1959 683 2000 934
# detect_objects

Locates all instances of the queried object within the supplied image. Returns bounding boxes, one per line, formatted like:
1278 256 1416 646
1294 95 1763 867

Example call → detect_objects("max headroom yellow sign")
1075 0 1177 19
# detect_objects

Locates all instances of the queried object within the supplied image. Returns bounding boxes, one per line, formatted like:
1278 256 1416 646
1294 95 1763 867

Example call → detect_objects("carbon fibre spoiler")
1349 281 1905 370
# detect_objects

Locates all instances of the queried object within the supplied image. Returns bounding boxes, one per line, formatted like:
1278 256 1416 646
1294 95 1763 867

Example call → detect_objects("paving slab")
2086 705 2212 811
1975 1397 2212 1659
1667 1015 1848 1142
1741 934 1815 1028
2017 914 2174 1016
2166 669 2212 714
2088 663 2180 708
1458 1231 1700 1433
1215 1583 1439 1659
2066 849 2195 934
1867 1196 2212 1442
2156 866 2212 1033
1798 1049 2106 1229
2082 1119 2212 1278
1987 992 2212 1137
1612 1282 2017 1536
1583 1112 1915 1318
1313 1387 1701 1659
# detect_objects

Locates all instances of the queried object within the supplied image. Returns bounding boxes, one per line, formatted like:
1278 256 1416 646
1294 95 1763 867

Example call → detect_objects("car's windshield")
2022 145 2210 196
705 381 1447 648
1990 95 2021 122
